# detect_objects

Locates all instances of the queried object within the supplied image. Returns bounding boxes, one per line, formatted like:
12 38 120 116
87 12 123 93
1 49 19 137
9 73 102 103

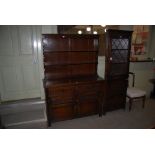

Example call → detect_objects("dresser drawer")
47 84 75 104
76 83 100 97
48 84 75 100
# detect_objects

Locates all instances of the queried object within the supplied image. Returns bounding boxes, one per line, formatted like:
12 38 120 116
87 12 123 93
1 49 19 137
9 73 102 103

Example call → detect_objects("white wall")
42 25 57 34
97 56 105 79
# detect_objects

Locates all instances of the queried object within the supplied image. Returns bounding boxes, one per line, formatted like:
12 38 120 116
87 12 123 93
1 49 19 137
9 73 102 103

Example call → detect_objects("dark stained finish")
98 35 106 56
104 29 133 111
70 36 98 51
42 35 70 52
42 34 104 126
105 79 128 111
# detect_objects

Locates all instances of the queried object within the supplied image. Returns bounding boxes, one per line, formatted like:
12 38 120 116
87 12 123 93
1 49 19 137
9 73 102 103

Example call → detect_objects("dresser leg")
102 110 106 115
47 119 51 127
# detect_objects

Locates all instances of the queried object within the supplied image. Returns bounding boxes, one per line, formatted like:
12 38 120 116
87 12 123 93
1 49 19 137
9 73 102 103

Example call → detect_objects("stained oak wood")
104 30 132 111
43 34 104 126
70 36 98 51
42 35 70 52
49 103 75 122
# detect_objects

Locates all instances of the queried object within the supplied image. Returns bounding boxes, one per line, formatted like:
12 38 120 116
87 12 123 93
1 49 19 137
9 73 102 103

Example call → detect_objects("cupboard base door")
105 79 127 112
105 95 126 111
78 99 98 117
49 104 75 122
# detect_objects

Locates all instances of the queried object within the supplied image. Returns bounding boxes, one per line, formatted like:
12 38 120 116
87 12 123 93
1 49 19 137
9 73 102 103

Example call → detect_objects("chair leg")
142 96 146 108
129 98 132 111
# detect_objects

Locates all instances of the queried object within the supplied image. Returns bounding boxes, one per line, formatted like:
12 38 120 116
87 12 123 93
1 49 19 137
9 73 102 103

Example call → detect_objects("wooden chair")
127 72 146 111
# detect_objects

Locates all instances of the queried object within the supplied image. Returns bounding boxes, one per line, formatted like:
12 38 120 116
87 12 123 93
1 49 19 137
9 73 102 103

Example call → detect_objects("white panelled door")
0 26 41 101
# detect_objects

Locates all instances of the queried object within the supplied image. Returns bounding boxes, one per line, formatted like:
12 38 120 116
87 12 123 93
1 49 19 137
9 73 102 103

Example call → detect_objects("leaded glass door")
106 30 132 79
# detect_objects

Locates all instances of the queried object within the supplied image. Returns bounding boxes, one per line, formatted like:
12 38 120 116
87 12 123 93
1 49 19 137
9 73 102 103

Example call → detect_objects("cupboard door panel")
50 104 75 122
107 80 128 95
105 79 127 110
106 94 126 111
109 63 129 78
78 98 98 116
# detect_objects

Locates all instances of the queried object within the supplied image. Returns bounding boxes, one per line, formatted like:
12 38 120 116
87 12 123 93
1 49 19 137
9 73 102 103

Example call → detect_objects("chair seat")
127 87 146 98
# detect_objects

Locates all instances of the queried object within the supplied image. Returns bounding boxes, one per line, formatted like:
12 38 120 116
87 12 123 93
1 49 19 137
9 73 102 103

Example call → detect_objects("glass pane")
112 50 128 63
112 39 129 49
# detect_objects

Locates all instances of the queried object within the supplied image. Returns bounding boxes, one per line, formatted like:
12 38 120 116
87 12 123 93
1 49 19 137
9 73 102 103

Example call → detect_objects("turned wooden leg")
129 98 132 111
142 96 146 108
